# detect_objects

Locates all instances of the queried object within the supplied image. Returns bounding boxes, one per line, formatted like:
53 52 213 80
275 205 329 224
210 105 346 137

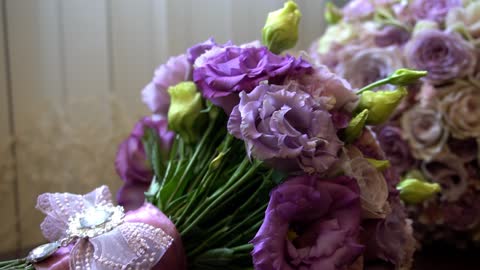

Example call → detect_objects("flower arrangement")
311 0 480 246
1 1 426 269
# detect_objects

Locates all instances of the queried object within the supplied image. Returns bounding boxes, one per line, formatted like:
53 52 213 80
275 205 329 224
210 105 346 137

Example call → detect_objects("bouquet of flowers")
310 0 480 247
1 2 425 269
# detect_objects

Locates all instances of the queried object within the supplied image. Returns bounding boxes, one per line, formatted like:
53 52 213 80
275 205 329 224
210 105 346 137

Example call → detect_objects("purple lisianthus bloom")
251 175 363 270
405 30 475 84
227 83 342 174
187 38 218 64
292 65 358 112
374 26 410 47
342 0 376 21
410 0 462 23
421 152 469 202
115 115 174 184
362 199 416 269
194 45 312 114
336 46 404 90
116 182 150 211
377 125 414 176
141 54 192 116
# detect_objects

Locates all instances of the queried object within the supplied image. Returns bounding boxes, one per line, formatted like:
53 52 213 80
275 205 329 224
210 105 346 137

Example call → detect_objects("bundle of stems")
145 108 276 270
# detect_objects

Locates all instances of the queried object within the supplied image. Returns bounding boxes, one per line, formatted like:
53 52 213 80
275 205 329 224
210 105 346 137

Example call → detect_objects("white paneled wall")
0 0 327 254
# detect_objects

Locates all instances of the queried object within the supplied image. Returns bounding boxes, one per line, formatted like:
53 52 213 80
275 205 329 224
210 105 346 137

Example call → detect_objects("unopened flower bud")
168 81 206 143
413 20 439 36
356 87 407 125
387 68 428 86
325 2 342 25
262 1 301 54
397 178 441 204
344 109 369 143
366 158 391 172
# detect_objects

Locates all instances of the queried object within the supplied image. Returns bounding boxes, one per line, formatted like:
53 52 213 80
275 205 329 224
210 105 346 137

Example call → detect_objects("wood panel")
59 0 120 200
109 0 151 128
191 0 232 44
231 0 279 44
7 0 65 249
0 0 18 254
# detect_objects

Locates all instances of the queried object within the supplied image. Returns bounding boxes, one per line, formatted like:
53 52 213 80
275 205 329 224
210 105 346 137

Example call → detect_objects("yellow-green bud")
413 20 439 36
168 81 206 143
325 2 342 25
404 169 427 182
356 87 407 125
262 1 301 54
344 109 369 143
397 178 441 204
366 158 391 172
318 23 355 54
209 152 225 170
387 68 428 86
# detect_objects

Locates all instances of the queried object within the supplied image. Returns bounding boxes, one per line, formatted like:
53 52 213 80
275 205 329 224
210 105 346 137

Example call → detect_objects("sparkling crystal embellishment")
79 208 113 228
67 204 125 238
26 242 61 263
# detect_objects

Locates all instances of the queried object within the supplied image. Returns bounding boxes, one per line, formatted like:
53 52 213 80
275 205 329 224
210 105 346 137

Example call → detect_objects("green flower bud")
325 2 342 25
404 169 427 182
344 109 369 143
357 68 426 94
168 81 207 143
209 151 226 170
366 158 391 172
356 87 407 125
413 20 439 36
262 0 301 54
387 68 428 86
318 23 355 54
397 178 441 204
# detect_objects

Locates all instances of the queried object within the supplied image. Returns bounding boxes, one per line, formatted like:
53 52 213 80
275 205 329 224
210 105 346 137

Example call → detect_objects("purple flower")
410 0 462 23
342 0 399 21
405 30 475 84
342 0 375 21
340 145 390 219
439 82 480 139
116 182 150 212
141 54 192 116
440 191 480 231
377 125 414 175
187 38 218 64
193 45 312 114
115 116 174 184
186 38 236 64
336 46 404 90
251 175 363 270
374 26 411 47
362 200 416 269
421 152 469 202
401 105 449 160
291 65 358 112
227 83 342 174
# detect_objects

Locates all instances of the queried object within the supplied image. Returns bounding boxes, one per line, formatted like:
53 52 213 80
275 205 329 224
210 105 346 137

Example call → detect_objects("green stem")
225 219 264 247
231 244 253 253
356 77 390 94
181 160 262 235
178 157 250 231
165 118 217 206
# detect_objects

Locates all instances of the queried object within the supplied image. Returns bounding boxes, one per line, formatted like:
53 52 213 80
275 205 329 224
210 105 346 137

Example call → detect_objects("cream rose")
401 105 449 161
440 82 480 139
